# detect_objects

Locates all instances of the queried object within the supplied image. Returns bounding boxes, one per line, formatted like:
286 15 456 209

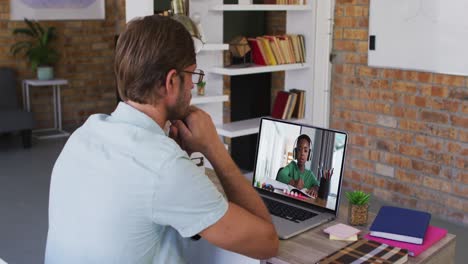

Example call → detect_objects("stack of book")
323 223 361 241
248 34 305 66
366 206 447 257
271 89 305 120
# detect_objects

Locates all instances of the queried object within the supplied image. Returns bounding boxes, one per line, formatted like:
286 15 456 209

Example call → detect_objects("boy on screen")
276 134 319 196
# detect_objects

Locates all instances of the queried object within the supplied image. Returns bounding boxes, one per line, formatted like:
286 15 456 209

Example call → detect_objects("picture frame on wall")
10 0 105 20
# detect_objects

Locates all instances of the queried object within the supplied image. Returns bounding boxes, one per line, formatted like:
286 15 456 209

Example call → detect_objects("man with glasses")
45 15 278 264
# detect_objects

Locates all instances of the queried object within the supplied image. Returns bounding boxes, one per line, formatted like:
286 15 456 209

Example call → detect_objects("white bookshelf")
208 63 309 76
216 118 262 138
211 4 312 11
200 43 229 51
191 91 228 105
216 117 307 138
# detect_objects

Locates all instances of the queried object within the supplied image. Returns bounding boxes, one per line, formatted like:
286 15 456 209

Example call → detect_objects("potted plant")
10 18 59 80
197 80 206 96
346 190 370 226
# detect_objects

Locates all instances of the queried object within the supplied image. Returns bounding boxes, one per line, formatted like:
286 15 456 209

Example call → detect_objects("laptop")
252 117 348 239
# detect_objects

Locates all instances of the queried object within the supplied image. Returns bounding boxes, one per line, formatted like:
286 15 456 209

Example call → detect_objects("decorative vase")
348 203 368 226
37 66 54 80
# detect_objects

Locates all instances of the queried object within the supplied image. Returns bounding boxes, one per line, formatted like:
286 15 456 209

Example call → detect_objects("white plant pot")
37 66 54 80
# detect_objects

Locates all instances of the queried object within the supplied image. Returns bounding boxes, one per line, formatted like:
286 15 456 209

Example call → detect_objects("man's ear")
164 69 179 94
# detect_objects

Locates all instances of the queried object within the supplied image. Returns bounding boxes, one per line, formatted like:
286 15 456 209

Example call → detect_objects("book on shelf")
365 225 447 257
318 239 408 264
248 34 305 66
370 206 431 245
271 91 290 119
283 92 297 119
258 37 277 65
247 38 267 65
271 89 305 120
290 89 305 119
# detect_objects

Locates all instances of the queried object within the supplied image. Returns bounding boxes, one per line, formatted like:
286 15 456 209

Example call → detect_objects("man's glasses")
182 69 205 85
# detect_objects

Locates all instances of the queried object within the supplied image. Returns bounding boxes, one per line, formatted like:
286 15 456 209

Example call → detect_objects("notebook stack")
366 206 447 257
323 223 360 241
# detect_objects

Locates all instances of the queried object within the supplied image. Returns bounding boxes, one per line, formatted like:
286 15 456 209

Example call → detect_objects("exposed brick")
395 169 422 185
445 196 466 212
424 151 453 166
399 145 424 158
334 64 355 75
373 188 392 201
412 160 441 175
427 98 460 113
375 163 394 177
390 193 417 208
391 81 418 93
403 95 426 107
433 74 465 87
450 115 468 128
344 121 365 133
423 177 451 192
414 188 442 203
420 85 449 98
344 5 369 17
393 106 418 120
375 140 397 152
454 157 467 170
334 17 368 28
335 5 344 16
376 115 397 128
350 134 370 147
383 153 412 169
366 102 391 114
352 159 374 171
453 184 468 197
368 80 390 90
420 111 449 124
357 66 379 77
460 130 468 142
334 40 358 51
463 104 468 114
343 29 368 40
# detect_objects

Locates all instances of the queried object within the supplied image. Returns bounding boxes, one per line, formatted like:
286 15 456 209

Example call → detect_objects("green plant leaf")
24 18 39 38
12 28 35 37
10 41 32 55
11 18 59 71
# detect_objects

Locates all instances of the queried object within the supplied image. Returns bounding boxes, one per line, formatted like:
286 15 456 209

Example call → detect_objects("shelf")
191 90 229 105
200 43 229 51
208 63 309 76
216 117 306 138
211 4 312 11
216 118 262 138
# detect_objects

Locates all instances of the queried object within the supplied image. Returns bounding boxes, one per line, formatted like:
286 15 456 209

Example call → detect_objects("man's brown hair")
115 15 196 104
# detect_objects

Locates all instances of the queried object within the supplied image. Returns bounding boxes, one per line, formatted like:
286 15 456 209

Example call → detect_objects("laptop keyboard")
262 198 317 223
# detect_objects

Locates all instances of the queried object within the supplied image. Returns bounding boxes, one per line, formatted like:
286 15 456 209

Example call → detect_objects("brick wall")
331 0 467 225
0 0 126 131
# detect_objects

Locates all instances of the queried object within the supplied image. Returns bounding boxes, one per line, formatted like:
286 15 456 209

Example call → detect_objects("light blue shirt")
45 102 228 264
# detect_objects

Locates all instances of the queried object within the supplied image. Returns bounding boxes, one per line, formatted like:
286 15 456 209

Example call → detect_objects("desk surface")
205 169 456 264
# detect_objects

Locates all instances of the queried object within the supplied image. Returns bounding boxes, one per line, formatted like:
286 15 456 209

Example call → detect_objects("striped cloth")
318 239 408 264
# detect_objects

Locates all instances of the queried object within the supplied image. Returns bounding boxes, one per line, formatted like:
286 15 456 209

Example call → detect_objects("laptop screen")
252 118 348 213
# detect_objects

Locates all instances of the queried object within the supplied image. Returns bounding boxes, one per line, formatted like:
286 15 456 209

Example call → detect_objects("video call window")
253 119 346 211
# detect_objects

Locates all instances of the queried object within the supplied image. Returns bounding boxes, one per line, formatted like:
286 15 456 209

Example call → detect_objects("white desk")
22 79 70 139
